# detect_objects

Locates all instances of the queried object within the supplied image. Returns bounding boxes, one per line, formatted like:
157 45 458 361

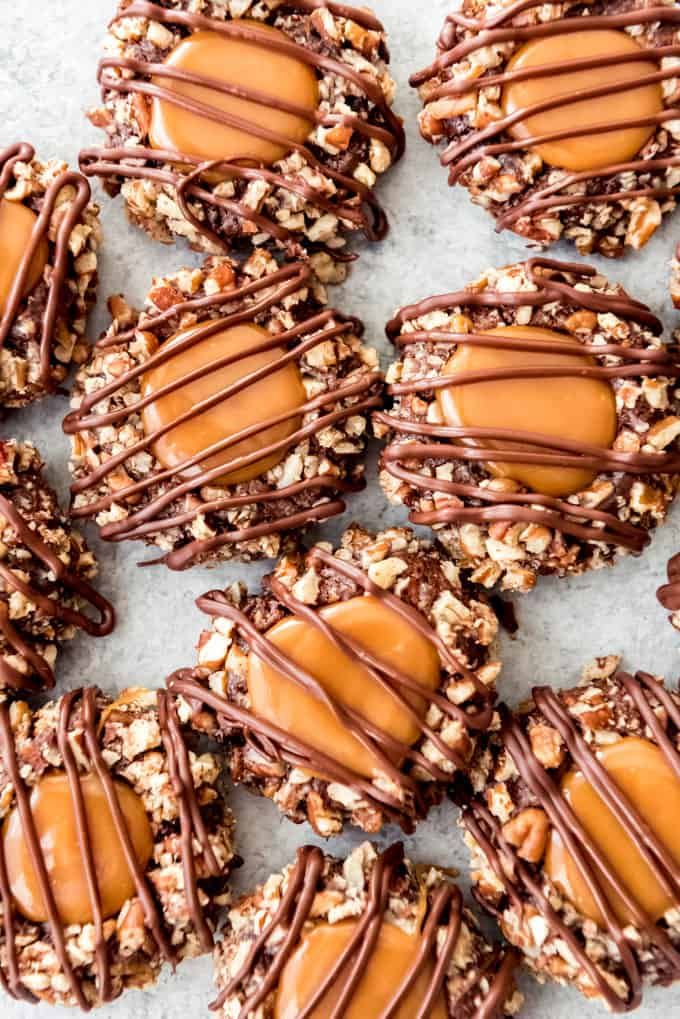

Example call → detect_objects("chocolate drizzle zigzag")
0 688 220 1010
0 143 92 387
0 492 114 692
63 262 381 570
212 843 517 1018
80 1 405 253
463 671 680 1013
377 258 680 552
411 3 680 231
657 552 680 617
168 545 495 829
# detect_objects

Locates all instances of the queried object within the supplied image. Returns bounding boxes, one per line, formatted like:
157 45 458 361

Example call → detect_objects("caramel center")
502 30 662 172
545 737 680 926
247 594 441 779
4 772 154 925
275 919 448 1019
0 198 48 317
149 25 319 165
436 324 617 497
141 320 306 486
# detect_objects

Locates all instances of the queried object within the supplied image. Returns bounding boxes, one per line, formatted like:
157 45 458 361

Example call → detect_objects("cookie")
375 257 680 593
412 1 680 257
64 253 381 569
461 658 680 1011
0 439 113 694
0 143 100 407
81 0 404 272
212 841 522 1019
169 524 500 836
0 686 236 1008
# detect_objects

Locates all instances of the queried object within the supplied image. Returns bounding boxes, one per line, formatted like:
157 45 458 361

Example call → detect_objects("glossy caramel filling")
141 320 306 486
436 324 617 497
502 30 662 172
149 25 319 165
4 772 154 925
247 594 441 779
275 919 448 1019
0 198 48 317
545 737 680 926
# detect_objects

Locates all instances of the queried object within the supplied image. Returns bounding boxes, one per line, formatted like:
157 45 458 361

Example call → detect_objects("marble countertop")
2 0 680 1015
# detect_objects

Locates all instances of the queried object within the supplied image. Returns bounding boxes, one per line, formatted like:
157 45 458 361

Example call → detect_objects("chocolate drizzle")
0 688 222 1010
80 1 404 254
658 553 680 618
63 261 381 569
0 492 114 692
168 543 495 830
411 3 680 234
463 671 680 1012
377 258 680 553
0 143 92 387
212 843 517 1018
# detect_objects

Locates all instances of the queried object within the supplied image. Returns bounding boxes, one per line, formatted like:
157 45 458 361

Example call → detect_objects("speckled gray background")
1 0 680 1015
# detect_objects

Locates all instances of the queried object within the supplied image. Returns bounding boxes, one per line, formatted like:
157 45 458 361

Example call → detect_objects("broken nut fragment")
502 808 550 863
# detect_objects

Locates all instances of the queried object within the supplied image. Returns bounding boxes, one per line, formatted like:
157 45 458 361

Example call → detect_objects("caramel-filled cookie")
169 524 500 836
64 253 381 569
81 0 404 274
412 2 680 257
0 144 100 407
375 257 680 593
0 686 236 1008
0 439 113 693
461 658 680 1011
212 841 522 1019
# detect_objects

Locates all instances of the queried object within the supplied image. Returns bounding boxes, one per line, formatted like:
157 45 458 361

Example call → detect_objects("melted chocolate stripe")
464 672 680 1011
57 692 112 1003
0 688 222 1005
157 692 214 953
411 5 680 229
211 843 515 1018
168 545 494 827
65 262 379 568
658 553 680 614
82 1 404 249
382 258 676 550
0 602 56 691
0 145 92 386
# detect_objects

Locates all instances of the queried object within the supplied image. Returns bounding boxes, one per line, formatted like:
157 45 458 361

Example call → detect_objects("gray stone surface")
1 0 680 1014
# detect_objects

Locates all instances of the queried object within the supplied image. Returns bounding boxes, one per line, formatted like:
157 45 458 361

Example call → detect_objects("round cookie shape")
461 660 680 1011
0 439 113 694
211 842 522 1019
0 144 100 407
375 257 680 594
0 686 236 1008
411 4 680 257
169 524 500 836
64 253 382 570
81 1 404 272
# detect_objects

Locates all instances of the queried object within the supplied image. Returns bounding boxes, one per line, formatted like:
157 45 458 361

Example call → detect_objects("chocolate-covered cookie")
81 0 404 273
412 2 680 257
169 524 500 836
64 253 381 569
0 686 236 1008
0 144 100 407
375 257 680 593
212 841 522 1019
461 658 680 1011
0 439 113 693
